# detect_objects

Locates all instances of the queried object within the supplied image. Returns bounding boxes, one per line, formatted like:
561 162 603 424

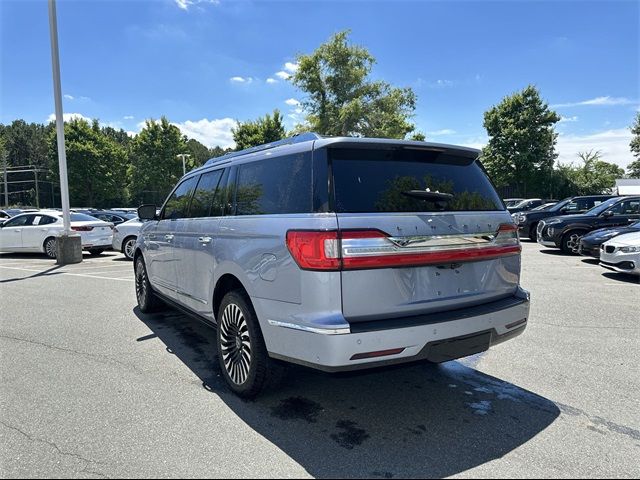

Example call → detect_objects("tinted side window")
5 215 33 227
235 153 312 215
189 169 224 218
39 216 58 225
162 176 199 220
610 199 640 214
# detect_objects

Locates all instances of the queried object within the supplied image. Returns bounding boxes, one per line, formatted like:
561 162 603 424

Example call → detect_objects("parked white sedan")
111 217 143 260
0 211 113 258
600 231 640 276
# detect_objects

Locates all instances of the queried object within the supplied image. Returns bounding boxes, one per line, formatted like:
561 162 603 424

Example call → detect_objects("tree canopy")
232 110 286 150
291 31 417 139
481 85 560 197
128 117 187 205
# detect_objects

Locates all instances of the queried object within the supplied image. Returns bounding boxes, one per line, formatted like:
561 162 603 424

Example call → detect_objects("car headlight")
518 214 527 224
619 246 640 253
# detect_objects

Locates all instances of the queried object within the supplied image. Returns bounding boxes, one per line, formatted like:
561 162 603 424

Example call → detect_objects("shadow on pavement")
0 264 63 284
601 272 640 285
538 249 566 256
580 258 600 265
133 307 560 478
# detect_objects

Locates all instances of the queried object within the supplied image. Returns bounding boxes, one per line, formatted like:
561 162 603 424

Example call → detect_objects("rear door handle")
198 236 212 244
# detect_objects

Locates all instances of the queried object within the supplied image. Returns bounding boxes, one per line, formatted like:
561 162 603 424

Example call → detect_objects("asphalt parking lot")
0 242 638 478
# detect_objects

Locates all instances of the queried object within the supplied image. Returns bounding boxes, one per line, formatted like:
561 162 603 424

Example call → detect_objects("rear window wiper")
402 190 454 202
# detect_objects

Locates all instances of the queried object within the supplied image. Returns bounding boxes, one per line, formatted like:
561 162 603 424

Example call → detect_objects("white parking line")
0 265 134 282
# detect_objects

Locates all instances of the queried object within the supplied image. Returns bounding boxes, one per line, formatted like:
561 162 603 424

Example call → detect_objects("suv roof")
197 133 481 174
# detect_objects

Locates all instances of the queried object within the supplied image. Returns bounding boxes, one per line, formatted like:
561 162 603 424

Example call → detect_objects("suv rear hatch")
328 144 520 323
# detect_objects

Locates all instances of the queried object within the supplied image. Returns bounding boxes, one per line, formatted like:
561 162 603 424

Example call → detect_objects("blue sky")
1 0 638 168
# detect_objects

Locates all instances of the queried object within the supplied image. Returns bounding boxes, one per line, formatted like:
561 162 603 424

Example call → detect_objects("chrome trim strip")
267 320 351 335
177 290 208 304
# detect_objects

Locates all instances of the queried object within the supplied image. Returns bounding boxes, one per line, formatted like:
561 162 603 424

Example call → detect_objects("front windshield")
584 197 620 216
549 198 571 212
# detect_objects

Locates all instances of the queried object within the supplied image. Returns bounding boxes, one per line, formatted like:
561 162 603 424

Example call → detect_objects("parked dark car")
578 221 640 258
87 209 136 226
503 198 525 208
537 196 640 253
515 195 616 241
507 198 543 214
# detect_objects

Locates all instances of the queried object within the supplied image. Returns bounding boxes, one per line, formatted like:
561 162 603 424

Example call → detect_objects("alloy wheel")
135 260 147 307
220 303 252 385
45 239 57 259
124 238 136 260
567 233 583 253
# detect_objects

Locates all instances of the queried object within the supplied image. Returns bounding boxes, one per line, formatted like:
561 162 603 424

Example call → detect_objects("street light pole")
48 0 81 264
177 154 191 176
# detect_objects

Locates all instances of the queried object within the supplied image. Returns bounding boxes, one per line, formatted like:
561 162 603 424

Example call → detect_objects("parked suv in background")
134 133 530 397
515 195 615 241
537 196 640 253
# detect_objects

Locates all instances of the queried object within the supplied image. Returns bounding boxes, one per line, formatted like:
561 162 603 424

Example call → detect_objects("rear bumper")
265 288 531 372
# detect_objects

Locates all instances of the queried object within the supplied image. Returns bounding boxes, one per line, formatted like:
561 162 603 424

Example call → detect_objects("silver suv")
134 133 530 397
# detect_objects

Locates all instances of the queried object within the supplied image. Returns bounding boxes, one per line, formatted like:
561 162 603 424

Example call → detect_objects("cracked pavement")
0 244 638 478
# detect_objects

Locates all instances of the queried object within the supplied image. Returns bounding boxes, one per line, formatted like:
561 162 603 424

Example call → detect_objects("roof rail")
205 132 323 166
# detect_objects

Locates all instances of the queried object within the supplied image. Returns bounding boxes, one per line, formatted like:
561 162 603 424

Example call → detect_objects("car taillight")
286 224 521 271
285 231 341 270
71 226 94 232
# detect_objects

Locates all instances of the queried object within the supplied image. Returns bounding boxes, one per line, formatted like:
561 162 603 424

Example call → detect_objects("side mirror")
602 210 614 218
138 204 158 221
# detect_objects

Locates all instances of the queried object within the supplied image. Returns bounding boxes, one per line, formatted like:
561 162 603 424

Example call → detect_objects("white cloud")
427 129 457 136
230 76 253 84
63 94 74 100
275 71 290 80
284 62 299 73
46 112 91 123
556 129 634 170
172 118 236 149
460 128 633 170
174 0 219 10
552 96 637 108
559 115 579 123
424 79 455 88
126 131 137 138
266 78 277 84
285 98 300 106
123 115 134 120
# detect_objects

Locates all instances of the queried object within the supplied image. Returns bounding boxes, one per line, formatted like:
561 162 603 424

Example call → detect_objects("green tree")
129 117 186 204
232 110 286 150
481 85 560 196
566 150 625 195
630 112 640 160
627 159 640 178
291 30 417 138
47 119 128 207
0 120 52 168
102 126 132 148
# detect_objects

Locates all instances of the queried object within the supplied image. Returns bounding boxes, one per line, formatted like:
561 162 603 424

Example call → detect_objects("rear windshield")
70 213 99 222
330 147 503 213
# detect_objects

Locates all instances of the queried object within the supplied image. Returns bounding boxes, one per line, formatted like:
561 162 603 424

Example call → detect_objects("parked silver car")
134 133 530 397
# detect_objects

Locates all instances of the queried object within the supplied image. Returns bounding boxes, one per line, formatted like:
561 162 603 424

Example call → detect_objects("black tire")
216 290 283 398
43 237 57 259
122 236 137 261
135 256 163 313
88 248 104 256
561 230 585 254
528 223 538 241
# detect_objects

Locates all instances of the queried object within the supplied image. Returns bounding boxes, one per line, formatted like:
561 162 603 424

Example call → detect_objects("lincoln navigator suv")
134 133 531 397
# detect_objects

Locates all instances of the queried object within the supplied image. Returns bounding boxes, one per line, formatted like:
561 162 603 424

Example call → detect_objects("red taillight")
286 224 521 271
285 231 341 270
71 226 94 232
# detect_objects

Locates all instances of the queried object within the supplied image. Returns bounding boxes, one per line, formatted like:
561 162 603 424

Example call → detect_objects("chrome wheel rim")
45 239 56 258
220 303 251 385
124 239 136 259
568 233 582 253
135 260 147 307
